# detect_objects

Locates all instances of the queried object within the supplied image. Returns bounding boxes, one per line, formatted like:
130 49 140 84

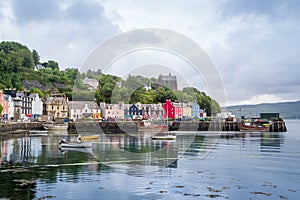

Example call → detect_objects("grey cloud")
12 0 60 23
6 0 120 68
12 0 111 27
209 8 300 104
219 0 300 19
62 1 105 24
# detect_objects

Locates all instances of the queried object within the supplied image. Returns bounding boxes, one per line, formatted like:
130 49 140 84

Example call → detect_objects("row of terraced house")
1 89 206 122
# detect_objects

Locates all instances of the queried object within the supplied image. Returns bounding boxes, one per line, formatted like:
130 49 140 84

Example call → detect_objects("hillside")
225 101 300 119
0 41 222 116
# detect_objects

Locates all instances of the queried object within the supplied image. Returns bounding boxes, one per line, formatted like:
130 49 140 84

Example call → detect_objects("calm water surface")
1 120 299 199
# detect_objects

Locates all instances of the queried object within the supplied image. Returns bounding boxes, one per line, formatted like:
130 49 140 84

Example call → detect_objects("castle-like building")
158 73 178 91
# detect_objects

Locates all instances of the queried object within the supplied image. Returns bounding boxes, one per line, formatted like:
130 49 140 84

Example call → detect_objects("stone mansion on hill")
1 89 206 122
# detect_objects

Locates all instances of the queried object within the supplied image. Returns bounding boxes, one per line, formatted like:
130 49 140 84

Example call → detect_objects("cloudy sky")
1 0 299 106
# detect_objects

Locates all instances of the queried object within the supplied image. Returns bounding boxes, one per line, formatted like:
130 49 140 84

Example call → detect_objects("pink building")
0 90 9 119
0 90 3 116
100 102 125 119
173 102 183 119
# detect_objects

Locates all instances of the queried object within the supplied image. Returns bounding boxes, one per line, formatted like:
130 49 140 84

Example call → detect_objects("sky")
0 0 299 106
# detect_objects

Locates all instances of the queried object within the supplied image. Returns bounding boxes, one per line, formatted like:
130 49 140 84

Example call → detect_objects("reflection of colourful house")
192 100 200 118
163 100 175 119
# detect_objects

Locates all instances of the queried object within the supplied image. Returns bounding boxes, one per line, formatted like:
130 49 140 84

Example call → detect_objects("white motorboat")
43 123 68 131
29 130 48 136
58 138 93 148
151 134 176 140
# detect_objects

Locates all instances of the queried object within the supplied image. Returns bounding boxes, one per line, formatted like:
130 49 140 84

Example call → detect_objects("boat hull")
239 124 269 132
151 134 176 140
43 123 68 131
29 130 48 136
59 142 93 148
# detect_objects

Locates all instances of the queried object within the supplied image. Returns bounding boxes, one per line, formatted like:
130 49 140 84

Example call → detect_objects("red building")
163 100 184 119
163 100 175 119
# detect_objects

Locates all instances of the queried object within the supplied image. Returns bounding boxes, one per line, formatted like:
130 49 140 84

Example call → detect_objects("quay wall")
68 121 137 134
0 120 287 135
69 121 287 133
0 122 44 135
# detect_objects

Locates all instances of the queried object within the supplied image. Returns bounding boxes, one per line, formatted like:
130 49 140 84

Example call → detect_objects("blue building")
191 100 200 118
128 104 142 119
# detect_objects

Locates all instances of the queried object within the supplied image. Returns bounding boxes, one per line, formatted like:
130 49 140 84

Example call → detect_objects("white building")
69 101 101 121
30 93 43 116
217 111 235 119
83 77 99 90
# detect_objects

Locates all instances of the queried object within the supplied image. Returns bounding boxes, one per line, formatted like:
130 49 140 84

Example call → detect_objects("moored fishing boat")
239 121 270 132
138 120 168 132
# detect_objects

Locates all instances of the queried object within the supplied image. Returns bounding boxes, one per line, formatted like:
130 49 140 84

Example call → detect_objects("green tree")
155 86 177 103
19 49 34 69
30 88 44 98
47 60 59 71
32 49 40 65
0 41 34 71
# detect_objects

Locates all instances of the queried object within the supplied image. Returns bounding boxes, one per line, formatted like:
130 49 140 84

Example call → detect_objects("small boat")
58 139 93 148
138 120 168 132
151 134 176 140
59 147 94 154
43 123 68 131
80 135 100 141
29 130 48 136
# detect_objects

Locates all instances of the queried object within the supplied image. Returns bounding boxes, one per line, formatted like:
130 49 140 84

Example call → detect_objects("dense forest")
0 41 221 116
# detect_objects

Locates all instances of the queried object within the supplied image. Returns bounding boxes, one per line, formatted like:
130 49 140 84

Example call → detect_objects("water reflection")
0 132 287 167
0 131 288 199
260 132 284 153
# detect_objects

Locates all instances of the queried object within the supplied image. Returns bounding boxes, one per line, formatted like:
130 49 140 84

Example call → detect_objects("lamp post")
13 96 22 122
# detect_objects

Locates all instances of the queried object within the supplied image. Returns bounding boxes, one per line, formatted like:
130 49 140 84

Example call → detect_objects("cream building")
44 94 68 119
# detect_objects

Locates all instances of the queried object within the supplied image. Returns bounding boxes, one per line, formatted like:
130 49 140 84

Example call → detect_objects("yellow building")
182 102 192 119
44 94 68 120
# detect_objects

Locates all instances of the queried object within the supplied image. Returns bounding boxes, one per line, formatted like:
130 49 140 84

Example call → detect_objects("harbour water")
0 120 299 199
